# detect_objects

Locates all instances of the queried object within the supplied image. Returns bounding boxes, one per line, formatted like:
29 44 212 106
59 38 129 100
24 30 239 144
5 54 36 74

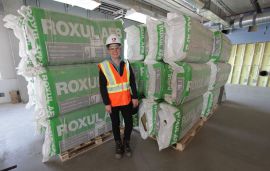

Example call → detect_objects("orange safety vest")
98 60 131 107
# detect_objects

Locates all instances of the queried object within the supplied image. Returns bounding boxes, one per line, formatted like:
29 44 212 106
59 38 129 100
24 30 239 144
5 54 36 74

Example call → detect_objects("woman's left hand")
132 99 139 108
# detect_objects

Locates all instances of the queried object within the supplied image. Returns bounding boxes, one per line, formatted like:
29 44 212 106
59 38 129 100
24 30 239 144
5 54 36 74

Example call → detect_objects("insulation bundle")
43 103 111 161
143 61 166 100
201 88 220 117
8 6 124 68
207 61 218 91
138 99 159 139
164 13 213 63
125 25 147 61
38 63 102 118
163 62 211 105
207 62 231 90
145 17 165 61
210 31 232 63
214 63 232 89
156 96 203 150
130 62 145 97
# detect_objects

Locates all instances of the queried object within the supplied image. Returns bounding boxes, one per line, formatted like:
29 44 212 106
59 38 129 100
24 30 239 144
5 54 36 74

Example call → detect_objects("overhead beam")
250 0 262 13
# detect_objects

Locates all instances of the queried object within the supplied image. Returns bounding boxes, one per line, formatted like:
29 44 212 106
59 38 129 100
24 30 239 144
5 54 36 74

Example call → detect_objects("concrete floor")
1 85 270 171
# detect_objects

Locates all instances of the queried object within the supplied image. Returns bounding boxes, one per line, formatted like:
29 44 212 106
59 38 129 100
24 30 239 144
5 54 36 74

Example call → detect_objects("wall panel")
228 42 270 87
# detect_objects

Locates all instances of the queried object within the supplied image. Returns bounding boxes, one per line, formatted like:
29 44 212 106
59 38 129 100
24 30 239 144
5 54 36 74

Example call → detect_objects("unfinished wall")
228 42 270 87
226 23 270 107
0 1 21 103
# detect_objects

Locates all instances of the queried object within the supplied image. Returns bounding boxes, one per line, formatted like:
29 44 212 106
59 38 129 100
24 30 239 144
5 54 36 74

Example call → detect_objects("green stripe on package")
201 92 213 117
138 25 146 56
156 23 165 60
183 15 191 52
130 62 145 97
201 88 220 117
211 32 222 60
150 103 158 136
211 31 232 63
40 63 101 117
169 110 182 145
133 114 139 127
49 103 111 154
25 6 124 65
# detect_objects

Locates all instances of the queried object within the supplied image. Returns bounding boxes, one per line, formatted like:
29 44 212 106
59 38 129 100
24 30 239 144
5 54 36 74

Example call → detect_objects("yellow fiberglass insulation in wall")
228 42 270 87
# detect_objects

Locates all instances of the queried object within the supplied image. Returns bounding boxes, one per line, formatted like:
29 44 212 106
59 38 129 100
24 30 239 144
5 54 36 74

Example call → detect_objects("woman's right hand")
105 105 112 114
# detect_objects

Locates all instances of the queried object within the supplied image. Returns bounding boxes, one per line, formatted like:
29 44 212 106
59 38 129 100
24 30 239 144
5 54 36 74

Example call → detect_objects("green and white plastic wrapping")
210 31 232 63
130 62 145 97
16 6 124 67
202 62 231 117
201 88 220 117
43 103 111 160
145 17 165 61
125 25 147 61
39 63 102 118
207 61 231 90
214 63 232 89
163 62 211 105
143 61 166 100
138 99 159 139
157 96 203 150
164 13 213 63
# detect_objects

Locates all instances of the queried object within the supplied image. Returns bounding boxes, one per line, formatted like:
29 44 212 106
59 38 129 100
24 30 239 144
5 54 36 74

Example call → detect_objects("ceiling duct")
204 8 270 31
233 10 270 29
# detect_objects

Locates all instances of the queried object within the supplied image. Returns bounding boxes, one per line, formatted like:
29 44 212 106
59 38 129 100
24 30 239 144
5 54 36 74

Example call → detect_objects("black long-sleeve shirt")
99 60 138 105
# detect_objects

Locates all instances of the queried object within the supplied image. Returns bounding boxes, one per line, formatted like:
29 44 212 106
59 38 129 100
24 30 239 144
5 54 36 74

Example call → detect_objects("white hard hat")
106 34 121 46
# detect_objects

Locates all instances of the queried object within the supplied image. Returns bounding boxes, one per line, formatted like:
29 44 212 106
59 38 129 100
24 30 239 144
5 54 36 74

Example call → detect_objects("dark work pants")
110 103 133 142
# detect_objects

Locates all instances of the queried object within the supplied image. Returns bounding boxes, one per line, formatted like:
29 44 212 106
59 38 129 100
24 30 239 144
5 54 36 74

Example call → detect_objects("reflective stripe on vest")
107 82 130 93
99 61 116 85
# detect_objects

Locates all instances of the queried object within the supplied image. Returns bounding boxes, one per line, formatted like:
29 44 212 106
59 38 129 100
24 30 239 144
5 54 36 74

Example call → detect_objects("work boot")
124 140 132 157
115 140 124 159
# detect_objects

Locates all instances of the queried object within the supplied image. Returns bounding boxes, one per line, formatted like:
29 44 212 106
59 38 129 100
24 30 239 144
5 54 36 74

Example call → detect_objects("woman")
98 34 138 159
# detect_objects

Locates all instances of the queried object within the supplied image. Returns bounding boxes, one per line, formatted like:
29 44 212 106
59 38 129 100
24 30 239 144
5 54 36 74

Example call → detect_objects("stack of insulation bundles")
137 17 165 142
4 6 125 161
143 61 211 150
138 13 231 150
201 31 232 117
125 24 148 128
143 17 166 100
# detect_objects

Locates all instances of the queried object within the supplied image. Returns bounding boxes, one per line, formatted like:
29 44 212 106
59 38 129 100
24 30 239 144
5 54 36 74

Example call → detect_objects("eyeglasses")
108 47 120 51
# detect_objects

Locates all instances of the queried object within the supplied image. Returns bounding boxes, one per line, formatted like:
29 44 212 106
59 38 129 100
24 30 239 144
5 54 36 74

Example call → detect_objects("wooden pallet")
59 131 113 162
202 104 219 122
172 119 204 151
